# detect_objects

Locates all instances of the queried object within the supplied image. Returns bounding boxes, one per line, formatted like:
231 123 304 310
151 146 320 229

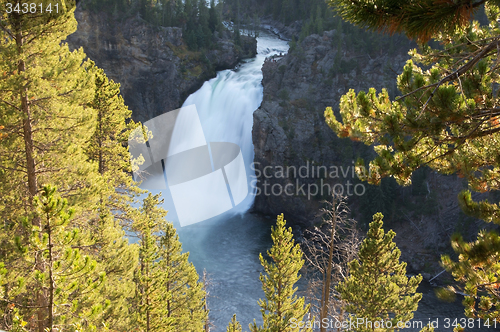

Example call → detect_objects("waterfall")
179 36 288 223
133 33 289 226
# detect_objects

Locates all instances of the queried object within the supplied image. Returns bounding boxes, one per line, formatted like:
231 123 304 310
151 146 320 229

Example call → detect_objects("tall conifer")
250 214 312 332
1 186 105 331
0 0 99 222
0 2 101 330
85 63 144 230
83 64 141 331
157 222 207 331
132 194 167 332
132 193 207 331
336 213 422 332
326 0 500 321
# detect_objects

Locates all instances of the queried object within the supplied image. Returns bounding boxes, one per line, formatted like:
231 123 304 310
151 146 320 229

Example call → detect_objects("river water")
145 31 494 331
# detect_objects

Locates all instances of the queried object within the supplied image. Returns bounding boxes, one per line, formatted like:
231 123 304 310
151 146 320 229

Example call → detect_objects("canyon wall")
67 7 257 122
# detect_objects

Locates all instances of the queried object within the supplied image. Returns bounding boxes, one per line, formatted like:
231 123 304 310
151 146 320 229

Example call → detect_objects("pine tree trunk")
15 28 38 211
15 18 45 332
203 270 209 332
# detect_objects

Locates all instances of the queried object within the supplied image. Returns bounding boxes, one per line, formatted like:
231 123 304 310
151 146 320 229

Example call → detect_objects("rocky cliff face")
67 8 257 122
260 17 302 41
252 31 409 227
251 30 498 277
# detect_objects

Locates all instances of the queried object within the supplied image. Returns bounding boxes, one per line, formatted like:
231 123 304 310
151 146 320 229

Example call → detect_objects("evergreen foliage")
441 230 500 322
85 63 143 228
132 193 169 332
224 0 408 56
1 186 105 331
336 213 422 332
157 221 207 330
224 0 331 26
209 0 222 33
328 0 488 43
227 314 243 332
0 2 214 331
0 0 450 331
92 211 139 331
0 0 98 222
83 0 222 51
326 2 500 224
80 42 144 332
250 214 311 332
1 2 142 330
132 193 207 331
0 2 103 329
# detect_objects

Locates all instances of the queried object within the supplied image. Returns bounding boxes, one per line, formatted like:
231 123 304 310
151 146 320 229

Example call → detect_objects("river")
144 31 493 331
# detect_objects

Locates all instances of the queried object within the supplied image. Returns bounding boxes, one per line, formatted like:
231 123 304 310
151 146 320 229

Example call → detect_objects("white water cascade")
139 33 289 225
181 37 288 213
129 32 289 330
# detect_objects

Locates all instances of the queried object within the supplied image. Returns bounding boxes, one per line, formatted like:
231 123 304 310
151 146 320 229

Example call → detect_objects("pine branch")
395 39 500 110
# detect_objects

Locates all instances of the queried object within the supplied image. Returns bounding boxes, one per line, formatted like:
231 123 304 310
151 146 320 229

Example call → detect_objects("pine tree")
328 0 488 43
336 213 422 332
91 211 139 331
197 0 212 49
227 314 242 332
132 193 168 332
250 214 312 332
85 63 143 227
208 0 220 33
84 64 144 331
132 193 207 331
1 186 105 331
315 5 323 35
280 0 293 25
157 221 207 331
326 0 500 227
0 2 103 330
441 230 500 323
0 0 99 222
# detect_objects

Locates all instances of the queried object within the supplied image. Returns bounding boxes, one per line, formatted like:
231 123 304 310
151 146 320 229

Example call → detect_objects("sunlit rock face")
67 8 257 123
